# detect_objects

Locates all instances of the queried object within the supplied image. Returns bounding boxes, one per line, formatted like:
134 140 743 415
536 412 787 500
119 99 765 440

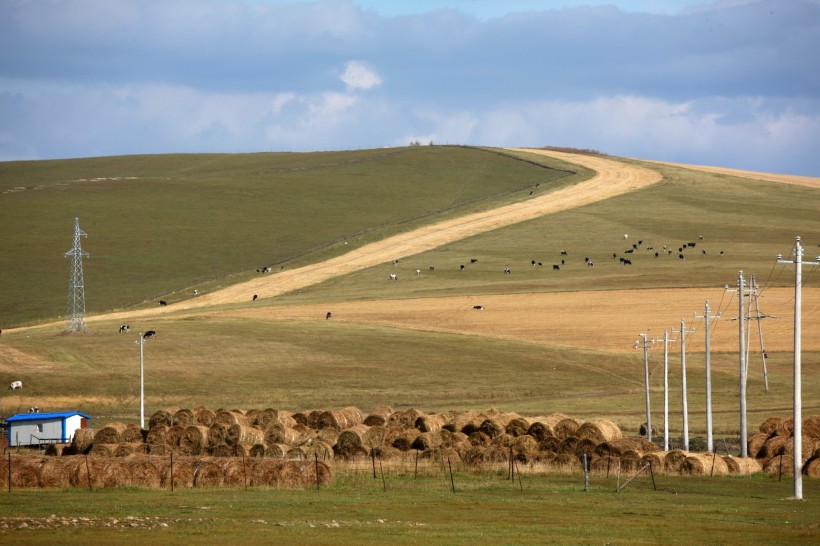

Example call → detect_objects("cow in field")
389 273 397 281
143 330 156 339
553 265 560 271
473 305 485 310
326 312 332 320
252 294 258 301
8 380 22 390
119 325 130 333
159 300 167 306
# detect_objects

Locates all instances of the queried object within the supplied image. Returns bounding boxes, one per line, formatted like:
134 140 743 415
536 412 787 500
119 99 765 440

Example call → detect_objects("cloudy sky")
1 0 819 175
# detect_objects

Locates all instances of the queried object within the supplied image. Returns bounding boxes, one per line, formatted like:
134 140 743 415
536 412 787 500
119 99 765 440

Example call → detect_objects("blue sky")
1 0 819 175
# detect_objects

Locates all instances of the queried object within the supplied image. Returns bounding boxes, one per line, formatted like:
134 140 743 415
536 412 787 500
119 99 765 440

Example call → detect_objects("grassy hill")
0 148 818 435
0 146 581 326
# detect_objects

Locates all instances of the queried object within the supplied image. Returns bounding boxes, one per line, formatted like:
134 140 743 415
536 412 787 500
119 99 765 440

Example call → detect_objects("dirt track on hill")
83 149 662 323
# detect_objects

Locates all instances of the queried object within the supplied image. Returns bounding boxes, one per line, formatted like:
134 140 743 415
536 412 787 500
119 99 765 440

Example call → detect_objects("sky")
1 0 819 175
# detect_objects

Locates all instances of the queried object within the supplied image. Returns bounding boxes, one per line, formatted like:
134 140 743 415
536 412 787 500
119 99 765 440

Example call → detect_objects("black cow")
553 265 560 271
460 264 465 271
679 254 685 260
470 258 478 264
143 330 156 339
158 300 167 306
118 325 130 333
473 305 485 310
252 294 258 301
326 312 332 320
623 259 632 265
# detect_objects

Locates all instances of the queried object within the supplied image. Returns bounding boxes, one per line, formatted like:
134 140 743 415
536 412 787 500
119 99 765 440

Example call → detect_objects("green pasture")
0 146 583 327
1 470 818 545
1 314 817 440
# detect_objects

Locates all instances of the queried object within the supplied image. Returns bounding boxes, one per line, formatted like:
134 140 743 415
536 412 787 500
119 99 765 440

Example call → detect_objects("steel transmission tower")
65 217 89 333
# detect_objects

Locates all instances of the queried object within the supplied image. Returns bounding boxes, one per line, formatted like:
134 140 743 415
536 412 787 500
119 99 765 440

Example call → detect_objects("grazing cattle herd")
378 234 722 288
8 380 23 390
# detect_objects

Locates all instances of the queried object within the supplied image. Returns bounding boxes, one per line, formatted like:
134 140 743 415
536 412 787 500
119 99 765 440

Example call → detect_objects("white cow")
389 273 397 281
9 380 23 390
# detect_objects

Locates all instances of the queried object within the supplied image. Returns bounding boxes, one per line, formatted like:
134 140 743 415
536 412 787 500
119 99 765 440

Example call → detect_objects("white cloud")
340 61 382 90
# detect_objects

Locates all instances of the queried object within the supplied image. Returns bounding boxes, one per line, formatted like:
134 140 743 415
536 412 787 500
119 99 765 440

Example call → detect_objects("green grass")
0 146 583 327
1 471 818 545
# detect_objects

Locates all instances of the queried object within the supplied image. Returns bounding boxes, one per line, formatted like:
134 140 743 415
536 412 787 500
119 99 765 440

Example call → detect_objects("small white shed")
5 411 91 447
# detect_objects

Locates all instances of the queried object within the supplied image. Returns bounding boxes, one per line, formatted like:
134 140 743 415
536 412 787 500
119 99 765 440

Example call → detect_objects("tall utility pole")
695 301 720 453
749 275 771 393
778 236 820 500
672 319 695 451
64 217 89 333
662 329 676 452
636 333 654 442
738 271 749 457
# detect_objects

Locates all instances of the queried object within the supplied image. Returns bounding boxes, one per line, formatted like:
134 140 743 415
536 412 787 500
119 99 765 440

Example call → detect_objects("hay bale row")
3 454 331 489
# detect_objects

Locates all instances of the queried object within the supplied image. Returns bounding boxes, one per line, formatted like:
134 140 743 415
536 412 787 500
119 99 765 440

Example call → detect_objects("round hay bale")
250 444 267 458
266 443 290 459
304 440 334 462
245 408 260 422
527 421 555 441
210 445 233 457
264 423 303 446
461 445 486 466
748 432 770 458
590 455 619 474
802 415 820 440
89 443 117 457
411 432 443 451
392 429 421 451
100 459 133 488
722 456 762 475
122 425 145 443
482 445 509 463
178 425 210 456
226 423 264 447
775 417 794 437
149 409 173 429
763 454 794 476
361 425 397 449
68 428 95 455
557 436 581 455
681 454 729 476
285 445 309 460
206 423 228 448
573 438 598 458
639 452 667 473
363 406 393 427
252 408 279 429
554 418 580 440
446 411 480 434
232 444 253 457
468 431 491 447
758 416 783 435
505 418 530 437
69 456 106 488
193 458 224 486
416 413 448 433
540 412 571 428
759 435 788 459
126 455 161 488
804 457 820 478
577 419 622 443
173 408 195 427
442 430 469 448
318 407 363 430
38 457 71 488
663 450 691 472
620 450 644 473
249 459 284 486
335 424 370 458
372 445 403 460
478 419 503 439
221 458 251 487
512 435 539 459
387 408 425 429
537 436 561 453
165 425 185 448
148 443 170 456
93 423 128 445
159 456 194 488
114 443 147 457
552 453 581 471
146 425 168 446
193 406 215 426
213 409 248 428
490 433 515 448
315 427 340 446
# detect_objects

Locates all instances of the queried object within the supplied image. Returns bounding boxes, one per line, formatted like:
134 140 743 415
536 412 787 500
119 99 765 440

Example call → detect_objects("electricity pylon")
65 217 89 333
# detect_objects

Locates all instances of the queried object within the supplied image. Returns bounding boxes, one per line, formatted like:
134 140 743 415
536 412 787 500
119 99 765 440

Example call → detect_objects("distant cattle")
587 261 594 267
257 266 271 274
416 269 421 276
460 265 465 271
625 249 634 254
720 251 725 256
470 259 478 264
429 266 435 271
702 250 707 255
389 273 397 280
531 260 536 266
193 289 200 295
143 330 156 339
561 250 567 256
473 305 485 310
326 312 332 320
553 265 560 271
622 259 632 265
252 294 258 301
392 259 400 265
679 254 685 260
655 252 659 258
688 242 696 248
8 380 22 390
28 407 40 413
503 267 511 274
538 262 543 266
118 325 130 333
158 300 167 306
584 257 589 263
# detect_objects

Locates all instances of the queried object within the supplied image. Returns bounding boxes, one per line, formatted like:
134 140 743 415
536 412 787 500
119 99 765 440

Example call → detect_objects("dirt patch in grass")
644 160 820 189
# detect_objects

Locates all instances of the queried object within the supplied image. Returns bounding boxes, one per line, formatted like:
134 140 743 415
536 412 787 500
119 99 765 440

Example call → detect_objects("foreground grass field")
2 469 818 545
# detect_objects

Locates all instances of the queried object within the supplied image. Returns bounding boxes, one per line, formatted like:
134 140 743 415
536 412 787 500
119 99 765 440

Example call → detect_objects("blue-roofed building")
5 411 91 447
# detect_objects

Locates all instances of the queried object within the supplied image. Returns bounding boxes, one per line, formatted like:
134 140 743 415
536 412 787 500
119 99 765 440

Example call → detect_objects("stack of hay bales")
748 415 820 477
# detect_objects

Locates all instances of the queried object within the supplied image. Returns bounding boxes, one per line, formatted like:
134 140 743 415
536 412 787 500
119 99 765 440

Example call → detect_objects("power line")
64 217 89 334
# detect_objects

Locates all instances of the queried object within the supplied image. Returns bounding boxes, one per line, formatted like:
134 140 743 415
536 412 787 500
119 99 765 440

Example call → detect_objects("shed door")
80 418 89 429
